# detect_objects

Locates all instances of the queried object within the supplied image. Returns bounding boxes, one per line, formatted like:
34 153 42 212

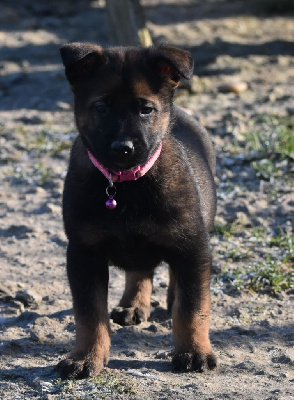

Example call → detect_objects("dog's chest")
109 214 159 246
103 216 164 268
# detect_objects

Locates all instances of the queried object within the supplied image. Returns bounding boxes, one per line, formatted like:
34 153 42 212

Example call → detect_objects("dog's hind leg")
111 271 153 325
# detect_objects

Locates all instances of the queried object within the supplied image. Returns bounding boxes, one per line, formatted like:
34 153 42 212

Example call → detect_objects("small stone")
226 307 241 318
47 203 61 214
15 289 40 307
30 330 40 342
219 81 248 94
51 236 67 247
254 370 266 375
234 361 257 371
145 324 158 332
121 350 137 357
272 355 292 365
57 101 71 110
151 300 160 307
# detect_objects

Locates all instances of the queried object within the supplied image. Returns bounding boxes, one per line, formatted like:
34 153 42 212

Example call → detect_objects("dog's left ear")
149 44 194 86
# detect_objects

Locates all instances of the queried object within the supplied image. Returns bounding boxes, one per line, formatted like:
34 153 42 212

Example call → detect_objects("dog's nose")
111 140 134 157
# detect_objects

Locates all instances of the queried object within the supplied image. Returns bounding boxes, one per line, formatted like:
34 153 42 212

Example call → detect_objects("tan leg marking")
119 271 153 309
172 291 212 355
71 291 111 374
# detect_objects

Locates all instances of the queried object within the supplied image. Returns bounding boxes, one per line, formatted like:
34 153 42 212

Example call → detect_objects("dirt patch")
0 0 293 399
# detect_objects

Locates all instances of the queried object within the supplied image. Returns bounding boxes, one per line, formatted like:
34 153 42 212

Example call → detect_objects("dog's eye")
95 102 108 115
140 106 153 115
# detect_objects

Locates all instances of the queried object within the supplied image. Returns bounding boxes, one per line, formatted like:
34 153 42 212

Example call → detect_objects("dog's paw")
56 358 104 380
172 352 217 373
111 306 149 326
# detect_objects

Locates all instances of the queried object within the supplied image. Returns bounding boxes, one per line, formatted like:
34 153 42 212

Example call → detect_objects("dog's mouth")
88 142 162 182
106 158 139 171
104 149 156 172
102 156 143 172
98 140 161 172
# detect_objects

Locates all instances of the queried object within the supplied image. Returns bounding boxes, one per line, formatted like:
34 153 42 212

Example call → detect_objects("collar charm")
88 143 162 210
105 174 117 210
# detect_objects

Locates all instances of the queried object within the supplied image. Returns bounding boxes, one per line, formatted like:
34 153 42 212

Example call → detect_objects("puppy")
57 43 217 379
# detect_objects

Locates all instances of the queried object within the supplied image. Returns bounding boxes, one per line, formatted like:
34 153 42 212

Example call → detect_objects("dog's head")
60 43 193 170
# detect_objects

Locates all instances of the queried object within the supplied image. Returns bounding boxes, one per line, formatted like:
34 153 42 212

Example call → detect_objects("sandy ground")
0 0 293 399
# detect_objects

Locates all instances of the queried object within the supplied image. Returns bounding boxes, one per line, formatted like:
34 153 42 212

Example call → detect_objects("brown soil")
0 1 293 399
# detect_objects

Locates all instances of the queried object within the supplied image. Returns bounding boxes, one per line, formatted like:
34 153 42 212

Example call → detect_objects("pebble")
154 351 170 360
219 81 248 94
47 202 61 214
15 289 40 307
57 101 71 110
271 355 292 365
151 300 160 307
234 361 258 372
121 350 137 357
145 323 158 332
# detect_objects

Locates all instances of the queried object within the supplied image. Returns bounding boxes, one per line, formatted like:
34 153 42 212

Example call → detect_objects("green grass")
215 224 294 293
52 372 137 397
269 227 294 263
227 259 293 293
245 115 294 160
33 163 55 185
219 226 293 293
251 159 281 181
243 114 294 180
91 373 137 396
213 213 250 238
213 221 233 237
7 162 55 186
16 125 72 156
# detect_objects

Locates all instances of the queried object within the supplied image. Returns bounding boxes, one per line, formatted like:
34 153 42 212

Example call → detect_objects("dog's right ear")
60 42 106 86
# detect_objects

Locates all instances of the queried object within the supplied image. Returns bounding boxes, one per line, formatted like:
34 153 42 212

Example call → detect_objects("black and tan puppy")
57 43 217 379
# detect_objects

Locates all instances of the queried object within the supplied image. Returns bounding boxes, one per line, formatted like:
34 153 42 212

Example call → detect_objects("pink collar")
88 143 162 182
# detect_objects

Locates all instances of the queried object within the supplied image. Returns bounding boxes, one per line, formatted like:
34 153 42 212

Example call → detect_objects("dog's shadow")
108 358 171 373
109 306 173 372
149 306 171 322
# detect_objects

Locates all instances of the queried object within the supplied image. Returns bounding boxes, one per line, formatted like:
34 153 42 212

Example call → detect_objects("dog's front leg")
57 242 110 380
170 253 217 373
